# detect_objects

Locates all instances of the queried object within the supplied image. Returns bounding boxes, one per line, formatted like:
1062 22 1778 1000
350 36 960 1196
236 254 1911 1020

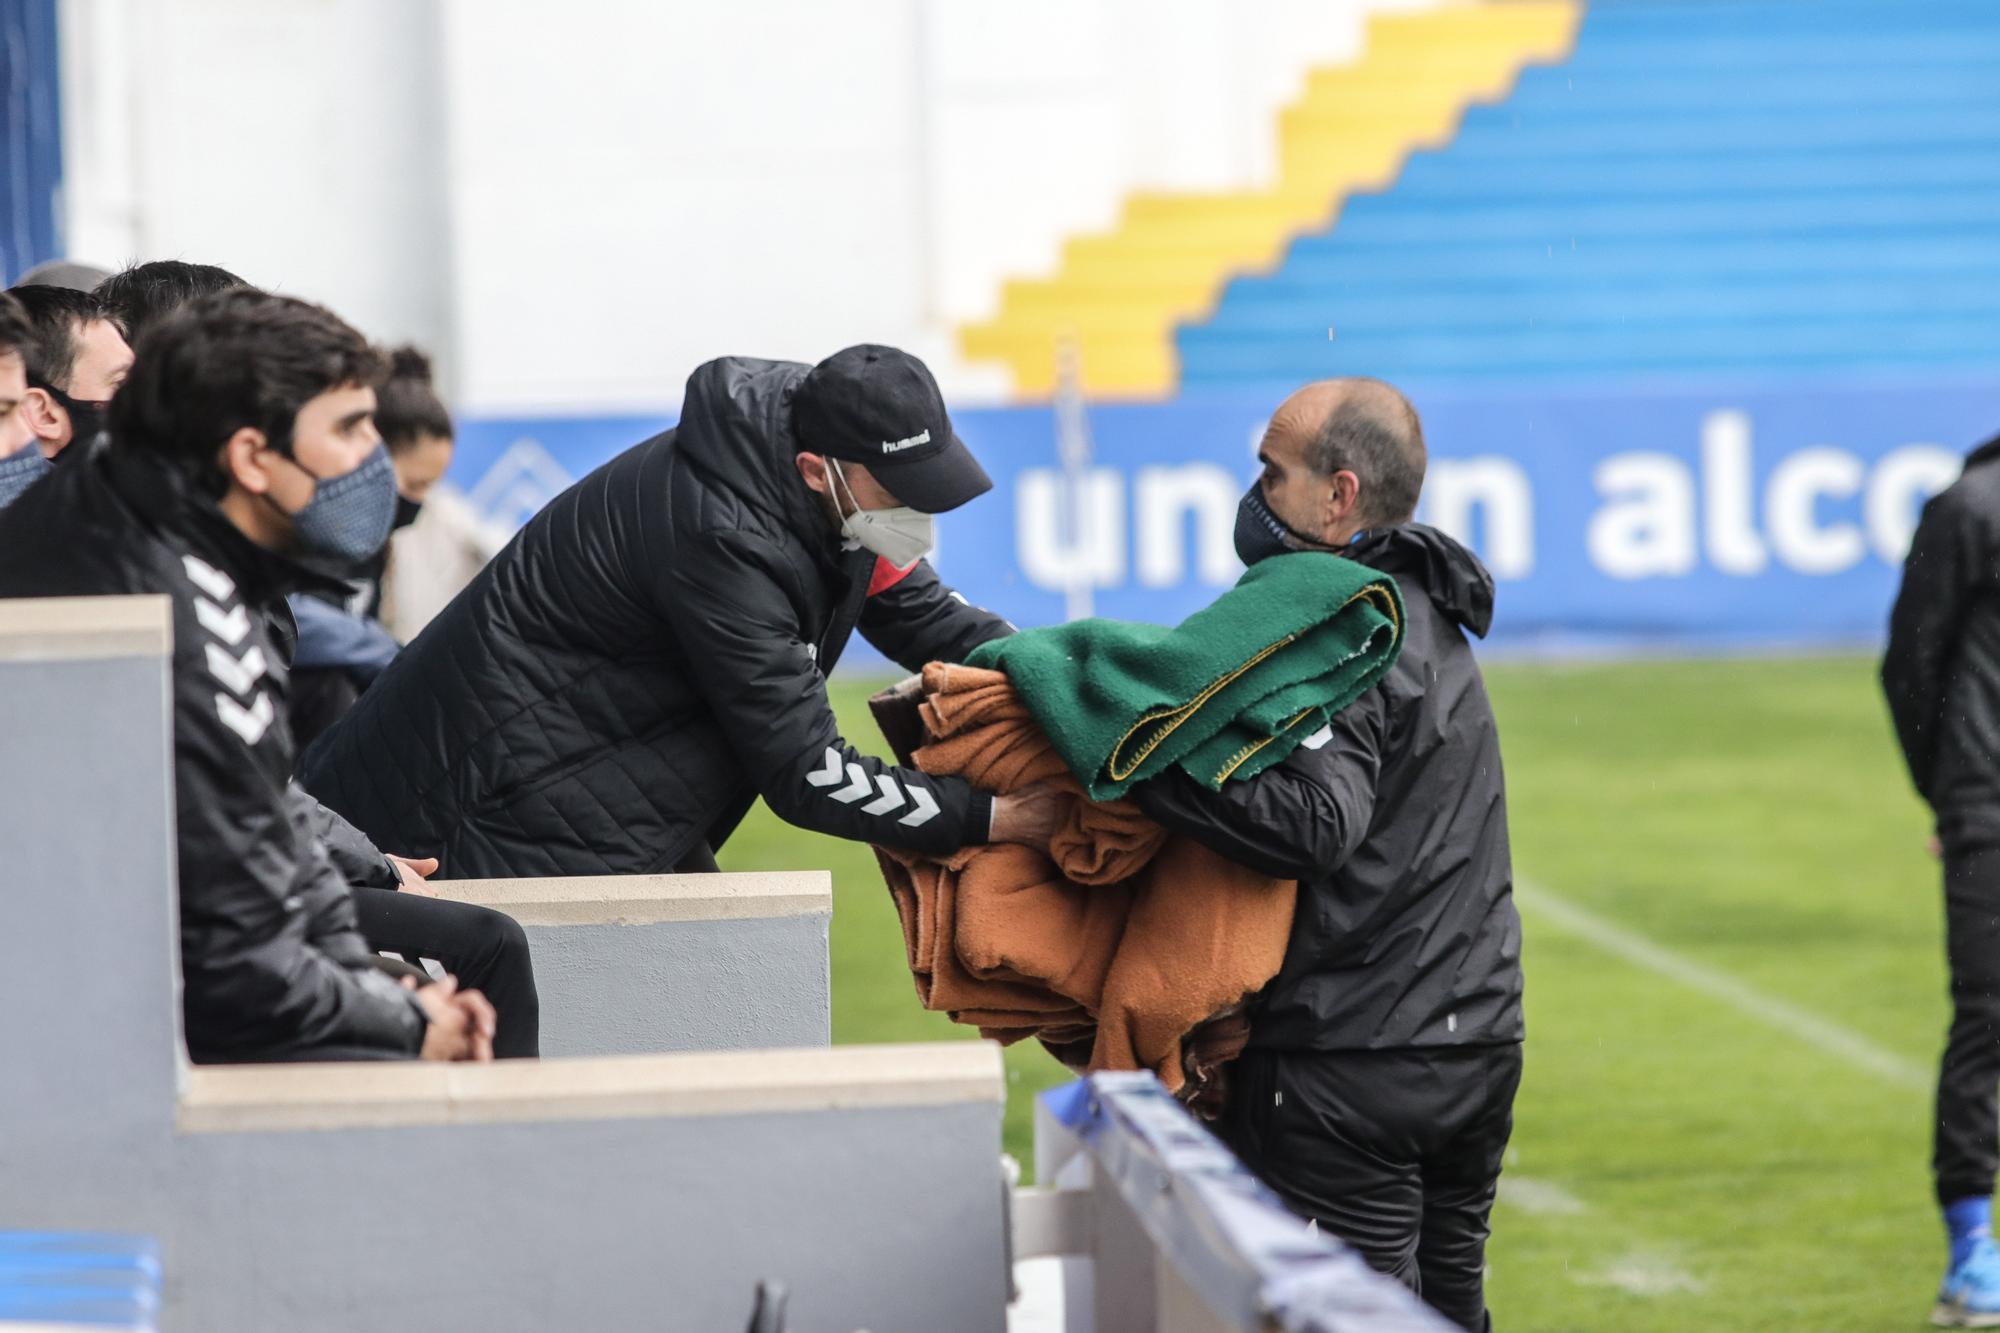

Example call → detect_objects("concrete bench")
0 596 1010 1333
433 871 832 1055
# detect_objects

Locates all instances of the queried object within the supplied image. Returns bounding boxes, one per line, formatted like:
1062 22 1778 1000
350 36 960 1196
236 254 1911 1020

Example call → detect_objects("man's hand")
1929 834 1944 861
389 854 440 895
990 782 1064 853
405 975 498 1062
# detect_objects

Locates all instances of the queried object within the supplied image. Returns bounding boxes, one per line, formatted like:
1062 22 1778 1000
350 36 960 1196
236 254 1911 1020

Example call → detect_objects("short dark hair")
375 345 453 453
0 291 28 365
1304 381 1427 526
109 288 386 496
93 260 248 344
4 284 104 390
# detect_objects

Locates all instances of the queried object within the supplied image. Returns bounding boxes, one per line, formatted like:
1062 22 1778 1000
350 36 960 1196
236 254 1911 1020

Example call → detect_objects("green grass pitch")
716 657 1947 1330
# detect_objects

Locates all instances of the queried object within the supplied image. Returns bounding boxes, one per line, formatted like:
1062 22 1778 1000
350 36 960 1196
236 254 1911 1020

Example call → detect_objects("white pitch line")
1516 879 1930 1092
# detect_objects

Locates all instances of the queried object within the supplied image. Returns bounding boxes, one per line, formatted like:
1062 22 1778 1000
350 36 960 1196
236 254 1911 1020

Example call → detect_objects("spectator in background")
0 293 48 508
1883 429 2000 1328
4 285 133 458
0 288 496 1063
288 345 457 749
15 259 112 292
94 259 247 345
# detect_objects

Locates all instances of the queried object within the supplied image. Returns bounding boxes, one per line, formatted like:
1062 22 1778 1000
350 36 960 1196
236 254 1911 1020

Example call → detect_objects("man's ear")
1323 469 1363 538
19 388 66 446
796 451 830 496
219 426 277 496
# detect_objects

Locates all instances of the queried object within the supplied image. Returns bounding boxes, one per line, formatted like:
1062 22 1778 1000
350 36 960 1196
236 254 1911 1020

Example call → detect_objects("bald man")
1133 378 1524 1331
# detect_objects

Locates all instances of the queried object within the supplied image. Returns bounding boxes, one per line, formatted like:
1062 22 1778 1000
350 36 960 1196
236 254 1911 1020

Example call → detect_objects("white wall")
57 0 1439 412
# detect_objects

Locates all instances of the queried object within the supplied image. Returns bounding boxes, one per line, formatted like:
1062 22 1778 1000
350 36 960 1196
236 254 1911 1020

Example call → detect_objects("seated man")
0 287 493 1063
3 283 132 457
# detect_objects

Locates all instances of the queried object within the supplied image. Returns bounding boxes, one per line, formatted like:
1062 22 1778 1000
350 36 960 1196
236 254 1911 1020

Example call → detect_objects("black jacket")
1136 525 1524 1052
0 445 426 1061
302 357 1013 878
1883 434 2000 855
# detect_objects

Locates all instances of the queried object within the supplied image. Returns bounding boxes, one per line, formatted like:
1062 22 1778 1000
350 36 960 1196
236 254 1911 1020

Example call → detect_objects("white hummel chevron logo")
194 597 251 646
215 691 274 746
805 748 844 788
1299 724 1334 751
830 762 874 804
204 642 269 698
803 746 938 825
899 786 939 827
180 554 236 601
860 774 905 816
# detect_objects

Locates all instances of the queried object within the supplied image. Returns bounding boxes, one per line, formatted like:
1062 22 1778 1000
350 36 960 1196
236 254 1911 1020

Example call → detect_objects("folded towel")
965 551 1403 799
873 663 1296 1109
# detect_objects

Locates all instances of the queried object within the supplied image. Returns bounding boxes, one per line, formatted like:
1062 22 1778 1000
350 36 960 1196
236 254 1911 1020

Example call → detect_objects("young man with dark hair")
92 259 246 344
4 283 133 457
0 288 497 1064
0 292 44 507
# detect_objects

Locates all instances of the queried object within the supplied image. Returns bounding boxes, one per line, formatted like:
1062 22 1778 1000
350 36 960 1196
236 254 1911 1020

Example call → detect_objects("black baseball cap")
792 344 992 514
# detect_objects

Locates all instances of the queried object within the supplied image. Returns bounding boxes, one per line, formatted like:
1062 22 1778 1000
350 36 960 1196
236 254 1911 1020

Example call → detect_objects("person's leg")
353 886 541 1058
1936 847 2000 1210
1417 1044 1524 1332
1223 1049 1426 1289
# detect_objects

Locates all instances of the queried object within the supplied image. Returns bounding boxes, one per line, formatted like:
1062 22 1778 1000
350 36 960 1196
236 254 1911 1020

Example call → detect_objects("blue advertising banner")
451 377 2000 653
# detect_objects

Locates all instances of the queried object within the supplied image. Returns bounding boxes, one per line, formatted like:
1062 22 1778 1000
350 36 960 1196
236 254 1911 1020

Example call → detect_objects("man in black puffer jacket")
303 345 1057 878
1134 378 1523 1332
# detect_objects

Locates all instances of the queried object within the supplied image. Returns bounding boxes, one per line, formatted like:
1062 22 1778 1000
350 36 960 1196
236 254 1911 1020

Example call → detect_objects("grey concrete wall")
0 599 1008 1333
433 876 833 1057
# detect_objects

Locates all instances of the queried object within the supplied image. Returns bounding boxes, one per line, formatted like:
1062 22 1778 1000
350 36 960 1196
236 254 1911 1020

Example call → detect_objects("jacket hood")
1347 522 1494 639
674 356 830 547
1965 429 2000 469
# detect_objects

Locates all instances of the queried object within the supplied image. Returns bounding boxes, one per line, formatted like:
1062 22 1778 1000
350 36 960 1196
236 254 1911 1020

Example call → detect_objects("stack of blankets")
871 552 1403 1114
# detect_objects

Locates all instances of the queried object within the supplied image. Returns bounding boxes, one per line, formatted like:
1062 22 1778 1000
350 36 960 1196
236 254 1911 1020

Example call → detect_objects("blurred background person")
4 284 133 458
0 292 41 508
14 259 111 292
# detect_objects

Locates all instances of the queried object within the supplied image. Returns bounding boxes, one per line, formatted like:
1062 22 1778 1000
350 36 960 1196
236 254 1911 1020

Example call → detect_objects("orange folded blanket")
874 663 1297 1104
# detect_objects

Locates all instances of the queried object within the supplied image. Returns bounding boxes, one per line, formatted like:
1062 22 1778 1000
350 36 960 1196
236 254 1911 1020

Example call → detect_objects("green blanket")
965 552 1404 799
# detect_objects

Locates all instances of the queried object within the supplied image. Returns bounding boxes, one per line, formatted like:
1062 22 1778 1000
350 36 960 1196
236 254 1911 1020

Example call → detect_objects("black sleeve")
292 782 400 888
655 529 993 854
1883 487 1989 805
1133 687 1387 881
174 631 425 1057
858 558 1014 673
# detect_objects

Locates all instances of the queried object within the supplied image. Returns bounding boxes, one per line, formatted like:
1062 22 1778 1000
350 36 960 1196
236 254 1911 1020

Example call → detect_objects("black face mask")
1233 482 1327 566
392 493 424 531
39 382 108 453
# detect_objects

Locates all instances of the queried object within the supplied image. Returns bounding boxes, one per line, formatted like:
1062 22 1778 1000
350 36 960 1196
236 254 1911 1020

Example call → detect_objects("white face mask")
829 458 934 569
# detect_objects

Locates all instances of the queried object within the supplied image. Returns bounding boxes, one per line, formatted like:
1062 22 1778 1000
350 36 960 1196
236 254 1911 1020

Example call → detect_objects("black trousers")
1937 846 2000 1204
1217 1043 1523 1332
352 885 541 1059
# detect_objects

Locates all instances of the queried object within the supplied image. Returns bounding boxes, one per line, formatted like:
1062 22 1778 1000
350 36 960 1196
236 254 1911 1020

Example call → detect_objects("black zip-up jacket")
0 445 426 1061
1883 433 2000 856
301 356 1013 878
1136 524 1524 1052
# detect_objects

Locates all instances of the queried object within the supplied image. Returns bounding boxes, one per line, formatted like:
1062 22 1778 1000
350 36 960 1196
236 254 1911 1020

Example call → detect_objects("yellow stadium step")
958 0 1583 399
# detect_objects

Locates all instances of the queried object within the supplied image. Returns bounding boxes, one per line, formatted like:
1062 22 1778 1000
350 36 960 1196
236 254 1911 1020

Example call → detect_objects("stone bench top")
0 594 171 662
431 871 832 925
178 1042 1001 1134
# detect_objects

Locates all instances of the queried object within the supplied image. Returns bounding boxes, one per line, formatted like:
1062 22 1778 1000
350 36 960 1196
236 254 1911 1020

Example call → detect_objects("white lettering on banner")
1017 468 1126 592
1134 464 1239 588
1589 454 1698 580
1866 445 1962 562
1423 457 1535 580
1766 447 1866 575
1701 411 1769 576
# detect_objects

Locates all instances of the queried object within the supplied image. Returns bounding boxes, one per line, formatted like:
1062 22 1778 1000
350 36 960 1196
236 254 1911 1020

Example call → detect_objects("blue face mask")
283 442 398 563
0 445 54 511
